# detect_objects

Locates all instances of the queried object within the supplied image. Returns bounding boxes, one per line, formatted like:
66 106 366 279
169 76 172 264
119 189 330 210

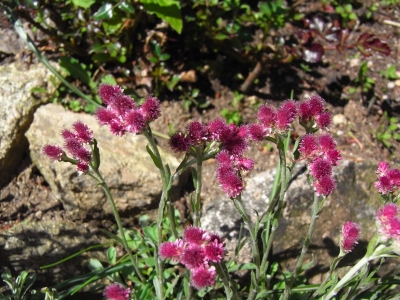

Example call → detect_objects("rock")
201 160 384 281
0 62 59 188
0 220 107 287
26 104 181 220
0 28 26 55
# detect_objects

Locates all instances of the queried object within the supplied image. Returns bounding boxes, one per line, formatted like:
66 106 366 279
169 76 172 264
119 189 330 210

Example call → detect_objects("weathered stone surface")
0 28 26 55
26 104 181 219
0 220 107 287
201 160 384 281
0 62 58 187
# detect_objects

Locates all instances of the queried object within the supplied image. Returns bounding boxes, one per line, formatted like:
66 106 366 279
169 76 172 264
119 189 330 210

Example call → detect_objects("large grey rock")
201 160 384 280
26 104 181 219
0 62 58 187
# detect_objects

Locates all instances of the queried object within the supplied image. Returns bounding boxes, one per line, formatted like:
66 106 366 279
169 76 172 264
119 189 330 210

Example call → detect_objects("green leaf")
146 145 162 169
72 0 95 9
119 1 135 13
87 259 103 271
140 0 183 34
59 57 91 86
101 75 117 85
107 247 117 265
93 3 114 20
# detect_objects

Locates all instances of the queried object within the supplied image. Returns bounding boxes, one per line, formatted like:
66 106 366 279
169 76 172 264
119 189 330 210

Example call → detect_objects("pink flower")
313 175 336 196
318 134 336 152
98 84 124 105
159 228 224 289
169 132 189 152
191 266 216 289
77 161 89 173
374 162 400 194
187 121 209 145
237 157 254 171
141 94 161 122
299 134 318 158
299 101 313 122
248 123 270 141
276 100 298 131
208 118 228 141
159 240 185 262
204 239 225 263
309 158 332 179
96 85 161 136
340 221 361 253
184 226 209 246
215 151 231 165
220 125 248 156
376 203 400 240
316 111 332 129
257 104 277 128
308 95 325 116
103 283 130 300
43 145 64 160
73 121 93 143
218 171 244 198
64 138 83 157
125 109 146 134
181 246 206 270
376 161 390 176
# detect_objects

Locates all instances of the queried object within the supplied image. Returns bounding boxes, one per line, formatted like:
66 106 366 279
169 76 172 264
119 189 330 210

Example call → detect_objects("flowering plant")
40 85 400 299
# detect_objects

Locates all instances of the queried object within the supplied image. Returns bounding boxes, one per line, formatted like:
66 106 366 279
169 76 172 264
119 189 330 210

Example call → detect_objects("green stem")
324 244 387 300
193 147 204 227
283 193 322 299
92 168 145 282
231 195 260 300
215 263 240 300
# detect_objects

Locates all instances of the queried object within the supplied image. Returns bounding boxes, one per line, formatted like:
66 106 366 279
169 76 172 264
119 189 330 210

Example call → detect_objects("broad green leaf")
139 0 183 34
93 3 113 20
72 0 95 9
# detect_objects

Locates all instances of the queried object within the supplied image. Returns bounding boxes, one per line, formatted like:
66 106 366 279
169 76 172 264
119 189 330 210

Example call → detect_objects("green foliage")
0 269 37 300
335 3 357 25
375 112 400 149
221 91 243 125
349 61 375 94
380 65 399 81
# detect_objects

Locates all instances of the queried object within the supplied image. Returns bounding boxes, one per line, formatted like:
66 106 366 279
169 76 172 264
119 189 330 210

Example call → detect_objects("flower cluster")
340 221 361 253
96 84 161 136
169 95 336 198
374 162 400 195
103 283 130 300
298 133 341 196
298 95 332 130
43 121 94 173
376 203 400 244
169 119 253 198
159 226 225 289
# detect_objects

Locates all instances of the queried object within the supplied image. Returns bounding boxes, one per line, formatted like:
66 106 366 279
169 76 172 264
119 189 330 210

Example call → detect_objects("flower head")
191 266 216 289
43 145 64 160
340 221 361 253
184 226 209 246
159 240 185 262
73 121 93 143
376 203 400 241
98 84 124 104
169 132 189 152
257 104 277 128
276 100 298 131
141 94 161 122
181 245 206 269
103 283 130 300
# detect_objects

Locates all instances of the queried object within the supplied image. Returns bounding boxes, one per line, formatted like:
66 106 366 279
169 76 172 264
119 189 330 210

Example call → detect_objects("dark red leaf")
357 33 391 56
303 43 324 63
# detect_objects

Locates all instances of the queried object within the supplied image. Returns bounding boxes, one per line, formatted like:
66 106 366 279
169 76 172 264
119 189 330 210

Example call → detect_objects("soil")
1 0 400 292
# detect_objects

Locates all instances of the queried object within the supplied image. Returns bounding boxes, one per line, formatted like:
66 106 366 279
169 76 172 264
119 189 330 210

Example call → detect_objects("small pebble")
332 114 347 125
387 81 395 89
